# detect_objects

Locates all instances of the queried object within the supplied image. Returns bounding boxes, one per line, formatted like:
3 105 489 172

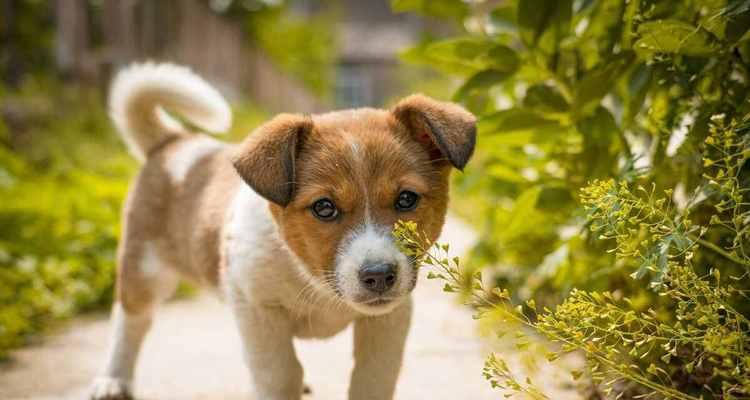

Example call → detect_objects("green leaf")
501 186 543 242
718 1 750 42
487 164 526 183
522 84 569 115
391 0 469 20
485 45 520 72
700 0 731 40
740 39 750 64
401 37 500 76
489 5 517 35
573 53 633 115
454 69 513 101
622 63 652 126
478 108 562 146
577 106 621 178
452 45 520 100
537 185 575 211
403 38 519 80
517 0 572 49
727 15 750 42
634 20 721 57
428 37 493 63
398 41 462 76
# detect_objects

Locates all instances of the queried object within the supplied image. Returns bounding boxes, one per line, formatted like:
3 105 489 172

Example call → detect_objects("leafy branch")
394 221 716 400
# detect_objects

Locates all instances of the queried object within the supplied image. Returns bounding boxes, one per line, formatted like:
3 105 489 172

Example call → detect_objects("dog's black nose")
359 262 397 293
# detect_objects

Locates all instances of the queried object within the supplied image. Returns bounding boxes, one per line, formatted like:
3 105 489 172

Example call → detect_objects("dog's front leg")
231 299 304 400
349 298 413 400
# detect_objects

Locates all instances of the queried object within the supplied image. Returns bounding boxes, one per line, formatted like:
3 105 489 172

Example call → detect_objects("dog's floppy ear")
391 94 477 170
232 114 313 207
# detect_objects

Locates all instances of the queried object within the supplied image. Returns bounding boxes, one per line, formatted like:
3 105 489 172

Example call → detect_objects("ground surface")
0 216 577 400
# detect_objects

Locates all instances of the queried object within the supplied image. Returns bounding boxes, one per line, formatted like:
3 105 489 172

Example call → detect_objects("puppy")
89 63 475 400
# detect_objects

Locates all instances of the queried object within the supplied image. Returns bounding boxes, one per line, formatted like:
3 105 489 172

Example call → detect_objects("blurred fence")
9 0 323 112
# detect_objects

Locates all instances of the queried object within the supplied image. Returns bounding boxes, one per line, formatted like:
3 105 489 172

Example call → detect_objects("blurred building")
49 0 434 112
53 0 322 112
298 0 428 108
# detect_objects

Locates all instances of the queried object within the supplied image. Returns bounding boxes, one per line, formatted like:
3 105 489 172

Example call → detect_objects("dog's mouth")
361 297 397 306
345 295 403 315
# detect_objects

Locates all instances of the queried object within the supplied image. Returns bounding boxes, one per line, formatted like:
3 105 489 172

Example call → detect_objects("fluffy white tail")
108 62 231 162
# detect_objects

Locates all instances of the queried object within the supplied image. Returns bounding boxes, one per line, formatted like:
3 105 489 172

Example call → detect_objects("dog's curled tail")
109 62 231 162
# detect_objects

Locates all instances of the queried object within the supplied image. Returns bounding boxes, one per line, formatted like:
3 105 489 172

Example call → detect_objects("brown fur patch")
116 137 239 314
267 108 452 279
232 114 314 206
392 94 477 170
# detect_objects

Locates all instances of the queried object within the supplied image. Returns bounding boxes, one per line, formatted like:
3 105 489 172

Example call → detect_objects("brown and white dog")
89 63 475 400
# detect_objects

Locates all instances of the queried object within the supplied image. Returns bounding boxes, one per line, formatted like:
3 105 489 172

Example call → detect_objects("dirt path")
0 217 577 400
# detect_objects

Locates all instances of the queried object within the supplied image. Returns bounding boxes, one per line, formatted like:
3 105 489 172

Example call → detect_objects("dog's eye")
311 198 338 221
395 190 420 212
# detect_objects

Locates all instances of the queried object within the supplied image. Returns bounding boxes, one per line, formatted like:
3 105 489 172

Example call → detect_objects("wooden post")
54 0 90 80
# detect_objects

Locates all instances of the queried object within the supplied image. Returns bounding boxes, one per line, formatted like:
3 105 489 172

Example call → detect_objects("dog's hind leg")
90 240 179 400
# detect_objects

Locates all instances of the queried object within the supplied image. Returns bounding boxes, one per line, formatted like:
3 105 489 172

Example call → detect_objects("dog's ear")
391 94 476 170
232 114 313 207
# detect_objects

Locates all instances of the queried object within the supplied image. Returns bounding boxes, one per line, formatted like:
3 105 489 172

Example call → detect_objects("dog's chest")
290 303 356 338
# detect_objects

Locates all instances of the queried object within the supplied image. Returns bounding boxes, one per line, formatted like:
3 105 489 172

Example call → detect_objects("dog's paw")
89 377 133 400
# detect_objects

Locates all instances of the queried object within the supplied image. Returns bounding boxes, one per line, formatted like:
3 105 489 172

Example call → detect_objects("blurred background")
3 1 750 399
2 0 452 111
0 0 452 360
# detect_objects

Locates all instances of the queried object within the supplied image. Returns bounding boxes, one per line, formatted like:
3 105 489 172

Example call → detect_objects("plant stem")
692 236 750 267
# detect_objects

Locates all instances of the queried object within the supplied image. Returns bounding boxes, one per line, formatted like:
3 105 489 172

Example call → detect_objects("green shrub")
396 130 750 396
398 0 750 305
0 80 133 358
246 4 338 97
394 0 750 397
0 77 269 359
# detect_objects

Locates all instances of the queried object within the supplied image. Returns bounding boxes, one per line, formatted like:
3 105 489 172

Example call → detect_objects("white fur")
109 62 231 162
89 376 131 400
335 224 412 315
223 184 279 298
222 185 321 399
138 241 160 277
136 241 179 299
165 136 224 183
346 133 363 161
92 245 178 400
90 304 151 398
223 184 340 302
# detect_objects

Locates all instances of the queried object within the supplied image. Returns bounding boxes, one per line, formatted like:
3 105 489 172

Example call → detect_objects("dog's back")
109 64 238 310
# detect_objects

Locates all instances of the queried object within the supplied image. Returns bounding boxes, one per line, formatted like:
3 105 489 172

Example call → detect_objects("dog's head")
232 94 475 315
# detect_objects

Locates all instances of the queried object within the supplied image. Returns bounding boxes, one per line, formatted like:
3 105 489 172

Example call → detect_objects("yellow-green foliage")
396 0 750 303
243 2 338 97
0 81 134 359
395 140 750 397
394 0 750 397
394 116 750 398
0 78 268 359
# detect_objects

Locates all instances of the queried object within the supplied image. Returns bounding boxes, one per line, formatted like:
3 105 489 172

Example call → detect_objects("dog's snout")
358 262 397 293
